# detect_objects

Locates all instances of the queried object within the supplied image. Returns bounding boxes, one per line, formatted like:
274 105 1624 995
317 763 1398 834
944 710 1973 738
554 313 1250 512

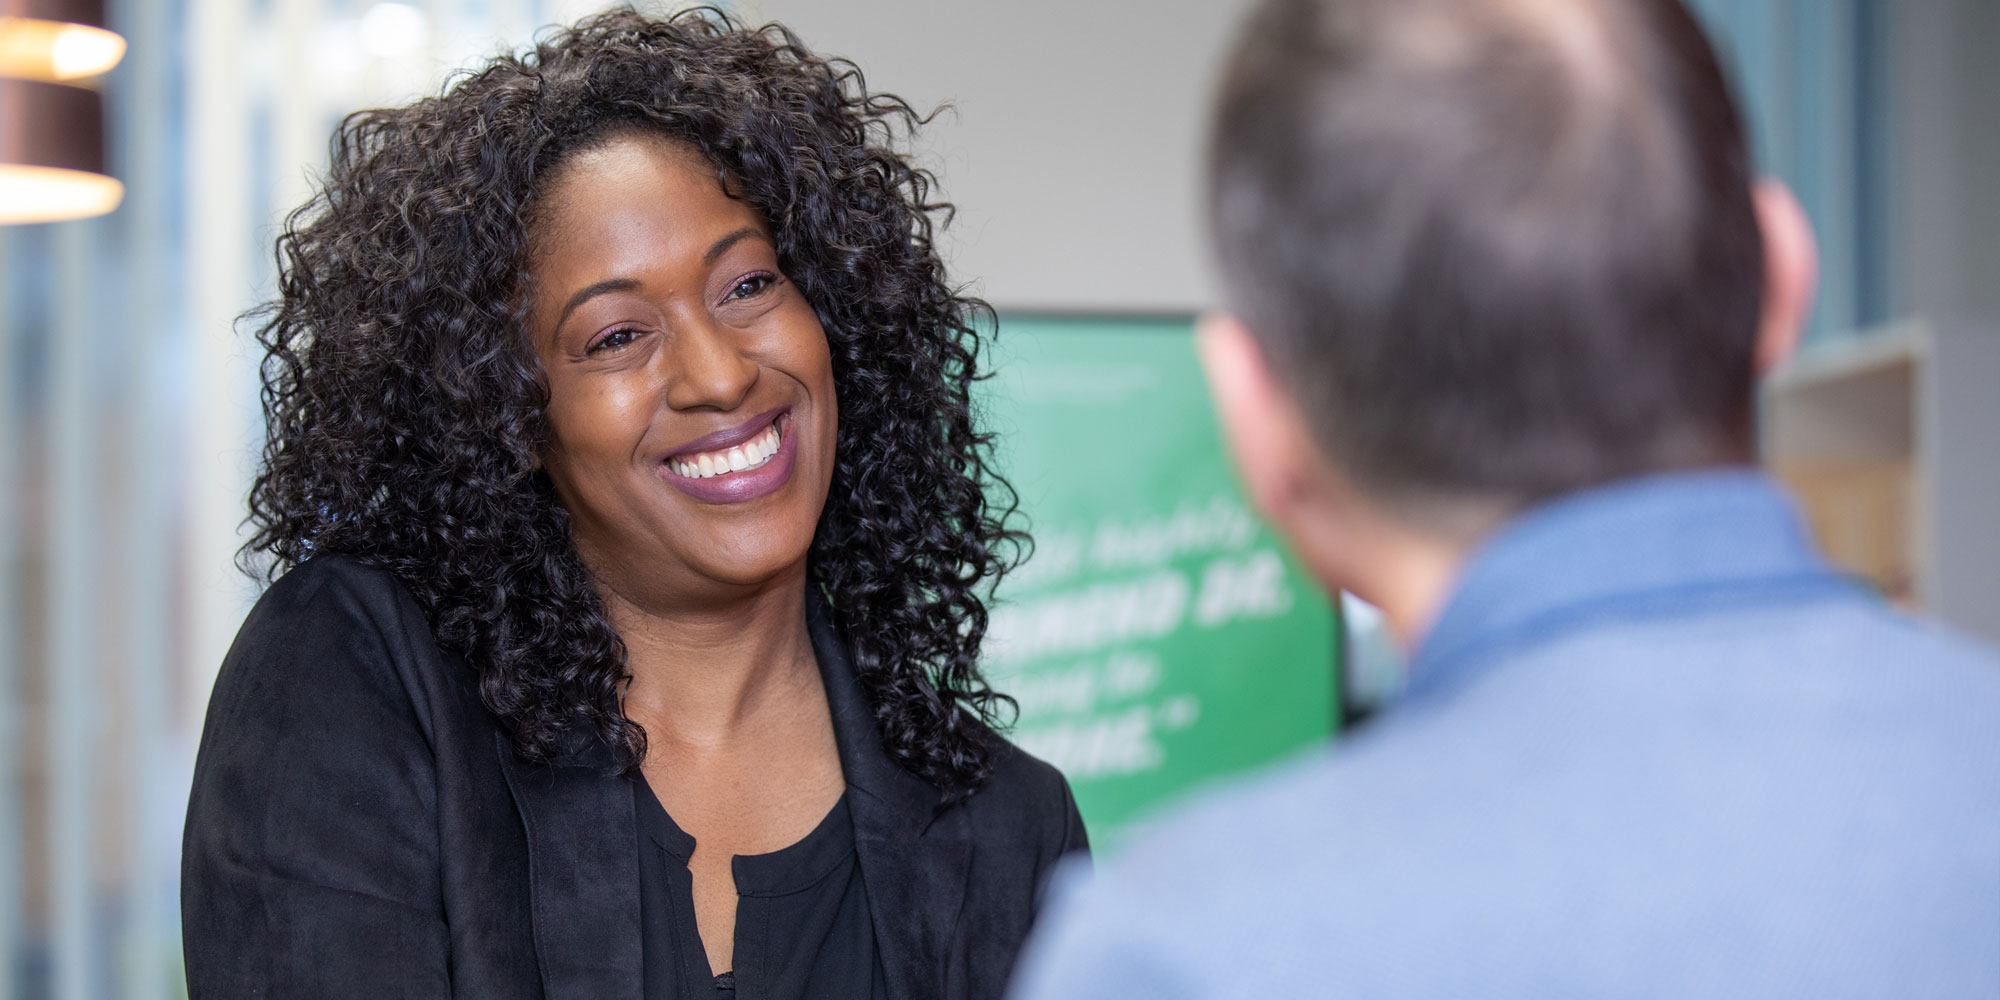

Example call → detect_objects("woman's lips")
658 410 797 504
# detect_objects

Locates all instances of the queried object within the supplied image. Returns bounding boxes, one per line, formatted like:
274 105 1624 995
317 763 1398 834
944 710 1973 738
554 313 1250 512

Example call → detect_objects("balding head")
1208 0 1762 520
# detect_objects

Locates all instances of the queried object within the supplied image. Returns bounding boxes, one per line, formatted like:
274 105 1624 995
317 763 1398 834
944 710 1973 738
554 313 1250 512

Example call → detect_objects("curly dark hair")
246 6 1026 794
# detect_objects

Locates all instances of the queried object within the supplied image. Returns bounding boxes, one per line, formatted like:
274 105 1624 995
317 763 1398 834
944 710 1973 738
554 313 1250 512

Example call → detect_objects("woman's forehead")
529 135 764 270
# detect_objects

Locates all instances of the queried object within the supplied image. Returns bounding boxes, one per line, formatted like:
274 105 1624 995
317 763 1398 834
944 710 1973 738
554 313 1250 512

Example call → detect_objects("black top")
633 780 887 1000
182 554 1090 1000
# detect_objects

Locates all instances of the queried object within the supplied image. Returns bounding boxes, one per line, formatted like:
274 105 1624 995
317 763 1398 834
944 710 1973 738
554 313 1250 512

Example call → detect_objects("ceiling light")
0 17 124 82
0 163 121 224
0 77 122 223
0 2 127 224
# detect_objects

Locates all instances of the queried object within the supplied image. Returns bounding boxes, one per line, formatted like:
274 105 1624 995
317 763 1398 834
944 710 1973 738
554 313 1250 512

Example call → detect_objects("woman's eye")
588 327 640 354
726 273 777 301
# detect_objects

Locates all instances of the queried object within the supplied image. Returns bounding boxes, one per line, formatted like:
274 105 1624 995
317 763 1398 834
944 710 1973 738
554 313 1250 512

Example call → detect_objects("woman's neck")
604 564 823 750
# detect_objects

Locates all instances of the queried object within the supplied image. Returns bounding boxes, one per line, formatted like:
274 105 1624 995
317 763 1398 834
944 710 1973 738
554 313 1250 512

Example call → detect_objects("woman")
180 9 1086 999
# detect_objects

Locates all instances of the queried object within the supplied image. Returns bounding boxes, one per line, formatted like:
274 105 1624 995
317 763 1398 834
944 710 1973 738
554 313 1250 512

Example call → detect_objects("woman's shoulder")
246 553 426 632
209 554 458 735
961 729 1089 854
978 733 1071 802
233 554 456 669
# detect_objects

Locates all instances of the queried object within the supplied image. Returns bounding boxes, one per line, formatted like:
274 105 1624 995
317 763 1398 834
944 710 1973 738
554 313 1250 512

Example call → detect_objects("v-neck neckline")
632 777 855 896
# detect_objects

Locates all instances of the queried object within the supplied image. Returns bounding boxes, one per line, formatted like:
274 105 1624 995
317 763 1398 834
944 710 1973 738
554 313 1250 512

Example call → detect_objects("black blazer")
182 555 1087 999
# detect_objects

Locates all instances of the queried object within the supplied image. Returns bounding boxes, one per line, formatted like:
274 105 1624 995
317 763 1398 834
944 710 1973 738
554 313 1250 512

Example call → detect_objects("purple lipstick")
658 407 796 504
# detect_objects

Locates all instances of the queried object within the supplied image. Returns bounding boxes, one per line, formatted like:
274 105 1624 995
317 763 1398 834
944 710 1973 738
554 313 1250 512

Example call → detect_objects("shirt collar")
1405 469 1855 701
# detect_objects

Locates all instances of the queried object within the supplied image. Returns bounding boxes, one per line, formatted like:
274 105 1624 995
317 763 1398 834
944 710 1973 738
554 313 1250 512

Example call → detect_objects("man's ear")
1195 313 1309 523
1752 180 1819 376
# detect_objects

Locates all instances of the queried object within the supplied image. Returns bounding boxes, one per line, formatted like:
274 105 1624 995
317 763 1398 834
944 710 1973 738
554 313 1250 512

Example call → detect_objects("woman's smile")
661 408 797 503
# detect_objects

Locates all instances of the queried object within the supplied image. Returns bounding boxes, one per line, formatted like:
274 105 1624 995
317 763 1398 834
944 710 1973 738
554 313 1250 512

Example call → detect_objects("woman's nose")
661 318 758 412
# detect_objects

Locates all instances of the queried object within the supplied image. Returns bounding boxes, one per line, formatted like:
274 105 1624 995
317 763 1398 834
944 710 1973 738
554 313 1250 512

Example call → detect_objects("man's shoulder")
1012 598 2000 999
1517 588 2000 727
1011 748 1377 997
1050 747 1371 943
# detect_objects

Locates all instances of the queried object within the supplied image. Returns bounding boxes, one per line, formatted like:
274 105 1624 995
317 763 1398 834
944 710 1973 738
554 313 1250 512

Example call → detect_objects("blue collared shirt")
1012 471 2000 999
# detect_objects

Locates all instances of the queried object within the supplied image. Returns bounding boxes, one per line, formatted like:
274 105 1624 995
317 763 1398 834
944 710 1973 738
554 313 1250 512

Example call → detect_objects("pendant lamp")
0 0 126 224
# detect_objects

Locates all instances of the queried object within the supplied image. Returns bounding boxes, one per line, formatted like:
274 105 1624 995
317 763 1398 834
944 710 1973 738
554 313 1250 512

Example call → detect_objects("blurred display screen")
979 315 1340 846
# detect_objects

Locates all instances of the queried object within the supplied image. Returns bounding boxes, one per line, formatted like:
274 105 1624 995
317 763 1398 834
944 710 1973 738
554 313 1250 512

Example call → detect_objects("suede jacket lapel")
808 593 973 1000
497 732 644 1000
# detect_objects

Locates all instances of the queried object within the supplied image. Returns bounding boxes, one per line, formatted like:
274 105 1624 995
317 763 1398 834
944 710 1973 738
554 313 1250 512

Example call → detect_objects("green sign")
979 315 1339 847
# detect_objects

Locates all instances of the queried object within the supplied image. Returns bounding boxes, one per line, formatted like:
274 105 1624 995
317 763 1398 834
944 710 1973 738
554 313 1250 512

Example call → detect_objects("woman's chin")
679 541 816 595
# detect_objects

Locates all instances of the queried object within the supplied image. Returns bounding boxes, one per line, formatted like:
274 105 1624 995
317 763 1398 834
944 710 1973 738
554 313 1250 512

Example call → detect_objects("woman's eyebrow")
555 277 642 331
704 227 761 265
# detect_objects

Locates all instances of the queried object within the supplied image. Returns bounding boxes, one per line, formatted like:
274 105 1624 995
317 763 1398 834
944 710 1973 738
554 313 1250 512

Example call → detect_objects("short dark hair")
1209 0 1763 517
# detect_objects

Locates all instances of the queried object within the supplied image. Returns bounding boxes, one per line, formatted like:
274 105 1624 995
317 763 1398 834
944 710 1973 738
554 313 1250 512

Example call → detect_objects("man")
1010 0 2000 996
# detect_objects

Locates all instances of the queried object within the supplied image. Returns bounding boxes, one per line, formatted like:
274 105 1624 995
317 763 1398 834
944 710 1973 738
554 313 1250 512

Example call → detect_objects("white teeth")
671 420 784 480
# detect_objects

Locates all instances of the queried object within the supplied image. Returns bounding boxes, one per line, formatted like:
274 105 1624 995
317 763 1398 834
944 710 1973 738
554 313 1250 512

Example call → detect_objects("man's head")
1199 0 1816 630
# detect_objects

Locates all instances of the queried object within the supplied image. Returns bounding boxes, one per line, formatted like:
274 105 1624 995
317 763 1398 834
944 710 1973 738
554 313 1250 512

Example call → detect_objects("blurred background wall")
0 0 1993 996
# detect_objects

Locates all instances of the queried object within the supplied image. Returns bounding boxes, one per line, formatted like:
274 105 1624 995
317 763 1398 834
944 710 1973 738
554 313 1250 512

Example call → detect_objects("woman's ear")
1752 180 1819 376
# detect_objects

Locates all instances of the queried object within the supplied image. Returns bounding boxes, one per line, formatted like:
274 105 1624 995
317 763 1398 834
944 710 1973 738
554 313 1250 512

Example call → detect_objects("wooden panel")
1772 458 1916 607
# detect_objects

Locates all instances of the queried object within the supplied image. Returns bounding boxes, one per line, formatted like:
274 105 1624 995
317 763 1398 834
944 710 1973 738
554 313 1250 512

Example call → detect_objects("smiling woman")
179 10 1086 1000
529 140 839 610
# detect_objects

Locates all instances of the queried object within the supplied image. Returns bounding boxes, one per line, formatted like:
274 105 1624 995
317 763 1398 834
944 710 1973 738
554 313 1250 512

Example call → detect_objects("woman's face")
527 134 838 612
